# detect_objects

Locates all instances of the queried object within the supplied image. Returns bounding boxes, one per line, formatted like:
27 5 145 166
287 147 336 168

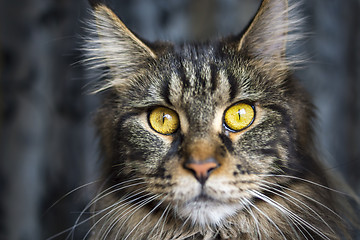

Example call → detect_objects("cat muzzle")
183 157 220 184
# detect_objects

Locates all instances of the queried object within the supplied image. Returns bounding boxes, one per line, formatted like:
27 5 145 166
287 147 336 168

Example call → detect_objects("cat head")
87 0 314 229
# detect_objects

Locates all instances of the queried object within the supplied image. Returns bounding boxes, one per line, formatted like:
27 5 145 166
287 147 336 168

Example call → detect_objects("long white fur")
84 5 156 93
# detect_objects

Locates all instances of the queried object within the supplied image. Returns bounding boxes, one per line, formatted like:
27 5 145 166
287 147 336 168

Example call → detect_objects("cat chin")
177 200 242 228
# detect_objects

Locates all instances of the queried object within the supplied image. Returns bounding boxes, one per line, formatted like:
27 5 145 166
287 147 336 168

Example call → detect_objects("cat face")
87 0 326 237
97 41 310 227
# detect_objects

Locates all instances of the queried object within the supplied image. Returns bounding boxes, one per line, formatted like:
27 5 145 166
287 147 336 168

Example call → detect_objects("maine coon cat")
83 0 359 239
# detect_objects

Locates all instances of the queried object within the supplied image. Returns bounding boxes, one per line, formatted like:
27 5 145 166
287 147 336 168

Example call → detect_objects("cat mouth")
178 192 241 226
191 192 223 204
194 193 216 202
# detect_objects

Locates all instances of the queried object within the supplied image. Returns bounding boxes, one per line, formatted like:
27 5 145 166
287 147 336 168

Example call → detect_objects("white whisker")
123 194 167 240
259 179 343 220
243 197 287 240
259 181 335 234
118 194 160 239
45 180 101 240
149 202 171 238
82 188 148 240
250 190 330 240
45 180 100 217
100 192 155 240
259 174 347 196
257 185 317 240
240 199 262 239
66 180 146 239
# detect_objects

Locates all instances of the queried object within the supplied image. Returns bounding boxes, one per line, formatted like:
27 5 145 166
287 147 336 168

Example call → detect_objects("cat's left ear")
86 3 157 91
237 0 300 75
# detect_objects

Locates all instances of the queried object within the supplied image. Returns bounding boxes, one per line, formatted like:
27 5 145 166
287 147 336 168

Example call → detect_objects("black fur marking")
236 164 247 174
154 134 183 178
259 148 281 159
165 134 183 160
272 158 285 169
218 133 234 153
263 104 300 165
160 78 172 105
194 64 207 93
114 112 141 144
178 58 190 89
219 145 227 157
157 167 167 179
210 63 218 94
226 70 239 102
265 104 292 127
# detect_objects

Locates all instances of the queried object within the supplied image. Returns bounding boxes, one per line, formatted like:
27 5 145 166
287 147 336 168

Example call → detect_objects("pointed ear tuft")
85 4 157 92
88 0 106 9
238 0 303 75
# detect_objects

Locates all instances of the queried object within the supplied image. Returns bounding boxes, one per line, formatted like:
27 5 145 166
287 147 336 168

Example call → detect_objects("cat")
83 0 359 239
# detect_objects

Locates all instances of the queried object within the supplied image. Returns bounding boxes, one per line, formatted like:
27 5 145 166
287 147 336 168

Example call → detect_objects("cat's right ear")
235 0 302 80
86 1 157 92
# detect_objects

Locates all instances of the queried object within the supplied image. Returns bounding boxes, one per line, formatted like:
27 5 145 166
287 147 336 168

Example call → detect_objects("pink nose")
184 158 219 184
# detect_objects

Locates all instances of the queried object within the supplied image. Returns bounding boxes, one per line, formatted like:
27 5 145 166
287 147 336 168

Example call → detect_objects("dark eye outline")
223 102 256 132
147 106 180 135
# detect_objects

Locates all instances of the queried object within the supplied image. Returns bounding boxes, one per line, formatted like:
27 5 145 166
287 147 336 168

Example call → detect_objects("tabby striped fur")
81 0 359 239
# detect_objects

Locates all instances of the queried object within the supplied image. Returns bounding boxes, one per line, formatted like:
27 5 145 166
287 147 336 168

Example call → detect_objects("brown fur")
84 0 359 239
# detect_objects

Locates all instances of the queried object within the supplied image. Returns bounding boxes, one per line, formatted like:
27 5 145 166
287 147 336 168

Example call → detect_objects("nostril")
183 157 220 184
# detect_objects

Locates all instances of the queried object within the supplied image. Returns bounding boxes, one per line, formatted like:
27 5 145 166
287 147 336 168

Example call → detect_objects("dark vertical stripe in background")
0 0 359 239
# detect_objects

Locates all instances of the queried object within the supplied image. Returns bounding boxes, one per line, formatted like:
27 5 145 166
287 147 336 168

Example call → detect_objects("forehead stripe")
179 60 190 89
160 77 172 105
210 64 218 94
226 70 239 102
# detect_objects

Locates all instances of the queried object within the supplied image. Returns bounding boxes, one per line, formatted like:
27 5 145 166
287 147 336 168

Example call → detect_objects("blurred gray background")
0 0 359 239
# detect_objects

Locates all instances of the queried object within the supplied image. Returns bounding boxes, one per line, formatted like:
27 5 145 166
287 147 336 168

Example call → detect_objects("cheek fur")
116 116 173 174
228 109 295 176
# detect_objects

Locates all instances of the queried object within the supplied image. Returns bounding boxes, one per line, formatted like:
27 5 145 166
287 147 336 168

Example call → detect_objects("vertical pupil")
237 108 245 120
162 112 171 124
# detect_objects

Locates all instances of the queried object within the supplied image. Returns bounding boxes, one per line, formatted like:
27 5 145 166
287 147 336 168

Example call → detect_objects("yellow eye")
224 103 255 131
149 107 179 135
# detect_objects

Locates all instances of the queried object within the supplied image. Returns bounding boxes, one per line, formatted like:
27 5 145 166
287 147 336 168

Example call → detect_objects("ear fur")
86 4 157 92
88 0 105 8
238 0 303 77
